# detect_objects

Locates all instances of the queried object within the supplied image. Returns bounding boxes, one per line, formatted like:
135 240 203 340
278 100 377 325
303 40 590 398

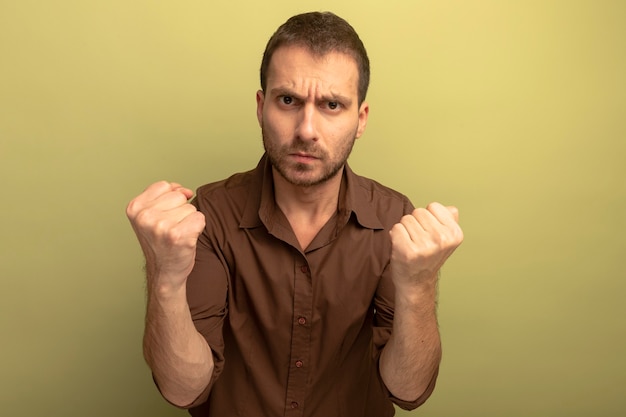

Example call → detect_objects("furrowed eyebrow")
320 93 352 106
269 87 304 101
269 87 353 106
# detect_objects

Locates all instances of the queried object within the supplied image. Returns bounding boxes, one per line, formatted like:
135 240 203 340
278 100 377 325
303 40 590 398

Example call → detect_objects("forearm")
144 278 214 407
379 279 441 402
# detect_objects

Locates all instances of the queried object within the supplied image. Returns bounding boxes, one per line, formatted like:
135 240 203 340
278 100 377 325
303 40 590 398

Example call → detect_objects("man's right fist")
126 181 206 291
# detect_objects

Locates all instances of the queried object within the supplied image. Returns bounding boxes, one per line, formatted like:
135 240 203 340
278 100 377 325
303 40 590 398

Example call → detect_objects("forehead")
266 45 359 97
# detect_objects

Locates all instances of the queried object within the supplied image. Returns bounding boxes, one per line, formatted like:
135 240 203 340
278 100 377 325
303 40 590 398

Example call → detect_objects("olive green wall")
1 1 624 416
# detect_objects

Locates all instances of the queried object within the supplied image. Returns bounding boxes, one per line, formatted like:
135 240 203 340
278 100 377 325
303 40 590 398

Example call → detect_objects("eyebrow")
269 86 353 106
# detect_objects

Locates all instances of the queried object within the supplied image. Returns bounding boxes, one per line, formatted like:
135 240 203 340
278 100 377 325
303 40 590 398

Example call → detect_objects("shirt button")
300 265 309 273
295 360 303 368
291 402 299 409
298 317 306 325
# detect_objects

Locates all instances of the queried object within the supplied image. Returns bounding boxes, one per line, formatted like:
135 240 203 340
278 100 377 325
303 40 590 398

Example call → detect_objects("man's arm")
379 202 463 402
126 181 214 407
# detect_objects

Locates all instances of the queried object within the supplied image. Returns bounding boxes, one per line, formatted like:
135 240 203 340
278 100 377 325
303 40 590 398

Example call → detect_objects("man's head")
256 12 370 188
260 12 370 106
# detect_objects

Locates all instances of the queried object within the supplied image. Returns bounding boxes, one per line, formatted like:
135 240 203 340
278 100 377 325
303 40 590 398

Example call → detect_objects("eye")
327 101 339 110
281 96 294 105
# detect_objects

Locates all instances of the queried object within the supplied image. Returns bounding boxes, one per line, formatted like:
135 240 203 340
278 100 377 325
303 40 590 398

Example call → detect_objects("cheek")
263 111 294 139
322 117 359 141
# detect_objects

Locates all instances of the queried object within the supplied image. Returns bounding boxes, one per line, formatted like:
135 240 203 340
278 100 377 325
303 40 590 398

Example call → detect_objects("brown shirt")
184 154 437 416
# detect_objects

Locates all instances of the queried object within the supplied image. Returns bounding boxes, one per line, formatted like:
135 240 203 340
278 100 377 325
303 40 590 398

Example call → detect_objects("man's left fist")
389 202 464 289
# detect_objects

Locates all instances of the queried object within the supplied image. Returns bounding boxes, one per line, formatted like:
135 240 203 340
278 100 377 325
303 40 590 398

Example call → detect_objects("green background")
1 1 624 416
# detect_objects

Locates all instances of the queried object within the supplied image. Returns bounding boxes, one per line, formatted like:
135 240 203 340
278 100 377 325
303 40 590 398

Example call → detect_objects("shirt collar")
341 163 385 230
239 154 384 231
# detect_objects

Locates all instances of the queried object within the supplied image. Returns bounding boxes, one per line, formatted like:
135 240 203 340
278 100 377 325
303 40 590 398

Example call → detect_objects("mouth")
289 152 319 162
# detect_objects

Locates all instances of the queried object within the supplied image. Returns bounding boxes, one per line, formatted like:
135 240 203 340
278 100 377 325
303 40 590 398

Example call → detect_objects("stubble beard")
262 127 357 188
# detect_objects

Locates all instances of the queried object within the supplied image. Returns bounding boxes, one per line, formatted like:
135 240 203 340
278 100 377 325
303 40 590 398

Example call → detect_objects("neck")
272 167 344 249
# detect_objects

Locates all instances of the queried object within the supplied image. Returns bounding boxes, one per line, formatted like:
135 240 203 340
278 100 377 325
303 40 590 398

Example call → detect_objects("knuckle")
158 220 200 248
451 225 464 243
193 211 207 228
399 214 412 224
389 223 406 241
161 225 189 248
125 199 140 218
153 180 171 190
172 190 188 204
163 227 183 245
134 208 156 228
154 217 175 236
126 196 152 219
437 232 456 249
432 230 445 243
413 207 427 216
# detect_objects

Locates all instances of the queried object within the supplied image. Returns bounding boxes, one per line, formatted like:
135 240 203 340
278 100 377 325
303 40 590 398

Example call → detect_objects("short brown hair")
260 12 370 105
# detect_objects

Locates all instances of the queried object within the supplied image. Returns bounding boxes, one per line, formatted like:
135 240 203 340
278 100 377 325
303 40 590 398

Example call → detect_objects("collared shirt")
183 154 437 416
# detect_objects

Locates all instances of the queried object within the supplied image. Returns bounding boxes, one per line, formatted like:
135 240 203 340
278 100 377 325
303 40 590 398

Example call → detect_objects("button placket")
285 257 313 416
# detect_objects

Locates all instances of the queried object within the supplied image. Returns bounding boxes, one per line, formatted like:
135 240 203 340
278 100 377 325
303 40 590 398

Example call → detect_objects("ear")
256 90 265 127
355 101 369 138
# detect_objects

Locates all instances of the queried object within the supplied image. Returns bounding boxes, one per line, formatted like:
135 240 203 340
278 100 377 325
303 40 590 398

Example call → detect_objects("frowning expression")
256 45 369 187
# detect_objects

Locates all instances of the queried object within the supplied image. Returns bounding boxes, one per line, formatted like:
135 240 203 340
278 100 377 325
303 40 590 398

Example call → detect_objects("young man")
126 11 463 417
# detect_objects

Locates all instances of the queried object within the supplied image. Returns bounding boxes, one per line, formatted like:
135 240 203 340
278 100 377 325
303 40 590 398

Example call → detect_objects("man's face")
256 45 369 187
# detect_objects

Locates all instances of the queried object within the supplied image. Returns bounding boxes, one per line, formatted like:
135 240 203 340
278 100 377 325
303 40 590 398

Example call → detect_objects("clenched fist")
389 202 463 291
126 181 206 292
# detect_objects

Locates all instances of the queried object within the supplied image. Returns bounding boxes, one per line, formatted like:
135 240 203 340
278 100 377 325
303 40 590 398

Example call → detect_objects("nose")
295 103 318 142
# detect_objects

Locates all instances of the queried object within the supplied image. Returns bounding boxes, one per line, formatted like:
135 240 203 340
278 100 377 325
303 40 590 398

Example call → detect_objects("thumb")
170 183 195 200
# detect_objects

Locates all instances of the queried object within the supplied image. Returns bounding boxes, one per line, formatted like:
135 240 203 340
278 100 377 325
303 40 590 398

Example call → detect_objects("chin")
283 166 343 188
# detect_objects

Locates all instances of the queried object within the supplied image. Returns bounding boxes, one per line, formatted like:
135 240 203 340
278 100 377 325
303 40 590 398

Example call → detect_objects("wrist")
393 274 438 307
146 271 188 300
